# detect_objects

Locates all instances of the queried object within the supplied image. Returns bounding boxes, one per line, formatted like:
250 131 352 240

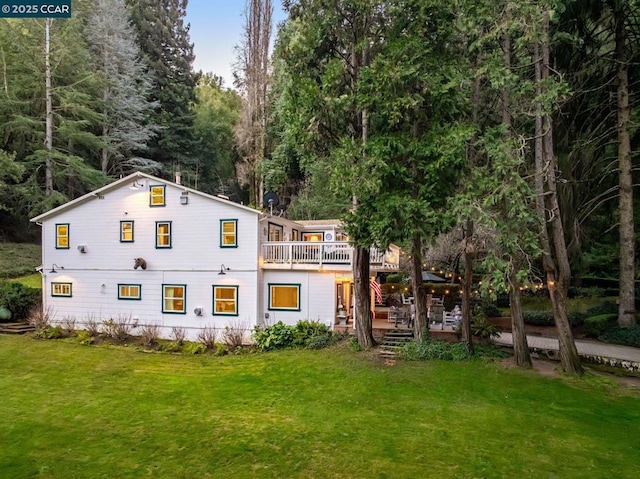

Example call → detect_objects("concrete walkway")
494 332 640 368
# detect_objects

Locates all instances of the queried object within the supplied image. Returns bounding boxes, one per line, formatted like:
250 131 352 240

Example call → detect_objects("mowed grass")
1 336 639 479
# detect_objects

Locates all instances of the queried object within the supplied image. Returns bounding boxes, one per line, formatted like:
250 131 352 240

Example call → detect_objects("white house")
31 172 399 340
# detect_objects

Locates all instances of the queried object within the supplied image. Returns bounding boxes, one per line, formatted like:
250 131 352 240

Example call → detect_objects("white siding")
262 270 336 327
39 179 261 340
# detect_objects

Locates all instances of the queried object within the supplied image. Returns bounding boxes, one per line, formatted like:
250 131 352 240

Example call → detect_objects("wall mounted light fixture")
218 264 230 275
49 264 63 273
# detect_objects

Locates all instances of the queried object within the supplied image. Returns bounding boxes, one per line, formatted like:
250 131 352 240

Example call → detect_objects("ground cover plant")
0 243 40 279
1 335 639 478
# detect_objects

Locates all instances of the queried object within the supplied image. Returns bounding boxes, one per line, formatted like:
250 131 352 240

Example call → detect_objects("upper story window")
150 185 166 207
118 284 141 300
268 222 283 242
51 282 72 297
212 285 238 316
156 221 172 248
56 224 69 249
220 219 238 248
120 221 134 242
291 229 299 241
162 284 186 314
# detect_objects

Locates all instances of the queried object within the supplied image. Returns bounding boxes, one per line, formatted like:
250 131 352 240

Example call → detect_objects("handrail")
262 242 398 269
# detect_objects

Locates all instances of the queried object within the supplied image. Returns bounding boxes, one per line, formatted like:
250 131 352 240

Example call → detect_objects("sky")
185 0 287 89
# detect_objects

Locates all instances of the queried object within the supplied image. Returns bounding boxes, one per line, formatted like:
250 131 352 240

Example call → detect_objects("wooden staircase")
379 328 414 360
0 322 35 335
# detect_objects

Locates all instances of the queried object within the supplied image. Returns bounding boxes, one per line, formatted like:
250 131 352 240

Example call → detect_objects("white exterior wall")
39 179 260 340
262 270 337 328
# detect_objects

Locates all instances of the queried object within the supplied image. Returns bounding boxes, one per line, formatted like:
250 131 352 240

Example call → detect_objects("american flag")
370 280 383 304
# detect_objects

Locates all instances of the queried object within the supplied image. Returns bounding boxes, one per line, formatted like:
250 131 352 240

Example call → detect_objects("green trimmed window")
156 221 172 248
51 282 72 297
120 221 134 242
162 284 186 313
212 285 238 316
220 219 238 247
56 224 69 249
150 185 166 207
118 284 141 300
268 283 301 311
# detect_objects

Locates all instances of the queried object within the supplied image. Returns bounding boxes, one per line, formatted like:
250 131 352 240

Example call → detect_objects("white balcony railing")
262 242 398 269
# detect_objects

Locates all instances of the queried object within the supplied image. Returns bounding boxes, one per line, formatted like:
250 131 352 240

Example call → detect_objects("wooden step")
0 322 35 334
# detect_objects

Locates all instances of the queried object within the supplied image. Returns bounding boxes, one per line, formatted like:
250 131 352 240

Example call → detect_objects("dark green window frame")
156 221 172 248
120 220 134 243
267 283 301 311
118 284 141 300
149 184 166 207
220 219 238 248
51 282 72 297
162 284 187 314
55 223 70 249
212 285 239 316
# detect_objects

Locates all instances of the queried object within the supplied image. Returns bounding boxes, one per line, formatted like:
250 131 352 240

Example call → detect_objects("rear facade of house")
31 173 398 340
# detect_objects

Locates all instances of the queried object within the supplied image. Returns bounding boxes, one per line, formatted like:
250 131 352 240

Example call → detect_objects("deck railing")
262 242 398 269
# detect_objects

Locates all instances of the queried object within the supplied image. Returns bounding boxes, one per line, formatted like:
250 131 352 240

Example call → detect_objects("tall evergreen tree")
86 0 158 176
125 0 199 178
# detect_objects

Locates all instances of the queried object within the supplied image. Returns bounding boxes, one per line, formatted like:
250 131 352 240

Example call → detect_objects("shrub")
223 320 248 350
0 280 41 321
61 316 77 336
76 330 94 345
252 321 295 351
34 325 64 340
585 301 617 317
102 316 132 343
481 302 502 318
139 324 161 347
171 326 187 345
568 286 606 298
84 314 102 337
523 311 555 326
197 326 218 350
183 342 207 355
28 305 53 332
584 314 617 337
567 311 587 327
600 326 640 348
293 320 332 347
471 309 500 339
400 339 472 361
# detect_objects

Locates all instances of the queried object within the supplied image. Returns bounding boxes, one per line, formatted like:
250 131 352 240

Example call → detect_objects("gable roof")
30 171 261 223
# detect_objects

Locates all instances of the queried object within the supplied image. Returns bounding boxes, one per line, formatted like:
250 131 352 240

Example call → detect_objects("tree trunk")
541 9 582 375
44 19 53 196
615 5 636 328
353 246 375 348
410 233 428 341
509 261 531 368
501 28 530 365
462 221 473 353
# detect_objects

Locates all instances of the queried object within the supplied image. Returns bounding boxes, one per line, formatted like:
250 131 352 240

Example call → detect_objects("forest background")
0 0 638 363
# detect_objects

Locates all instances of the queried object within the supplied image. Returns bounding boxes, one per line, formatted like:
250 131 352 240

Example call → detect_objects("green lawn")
1 336 639 478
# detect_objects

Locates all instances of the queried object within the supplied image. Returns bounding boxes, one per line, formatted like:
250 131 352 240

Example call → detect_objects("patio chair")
442 311 457 330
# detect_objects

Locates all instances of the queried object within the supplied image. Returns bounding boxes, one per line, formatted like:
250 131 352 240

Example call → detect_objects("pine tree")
85 0 158 176
125 0 199 179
